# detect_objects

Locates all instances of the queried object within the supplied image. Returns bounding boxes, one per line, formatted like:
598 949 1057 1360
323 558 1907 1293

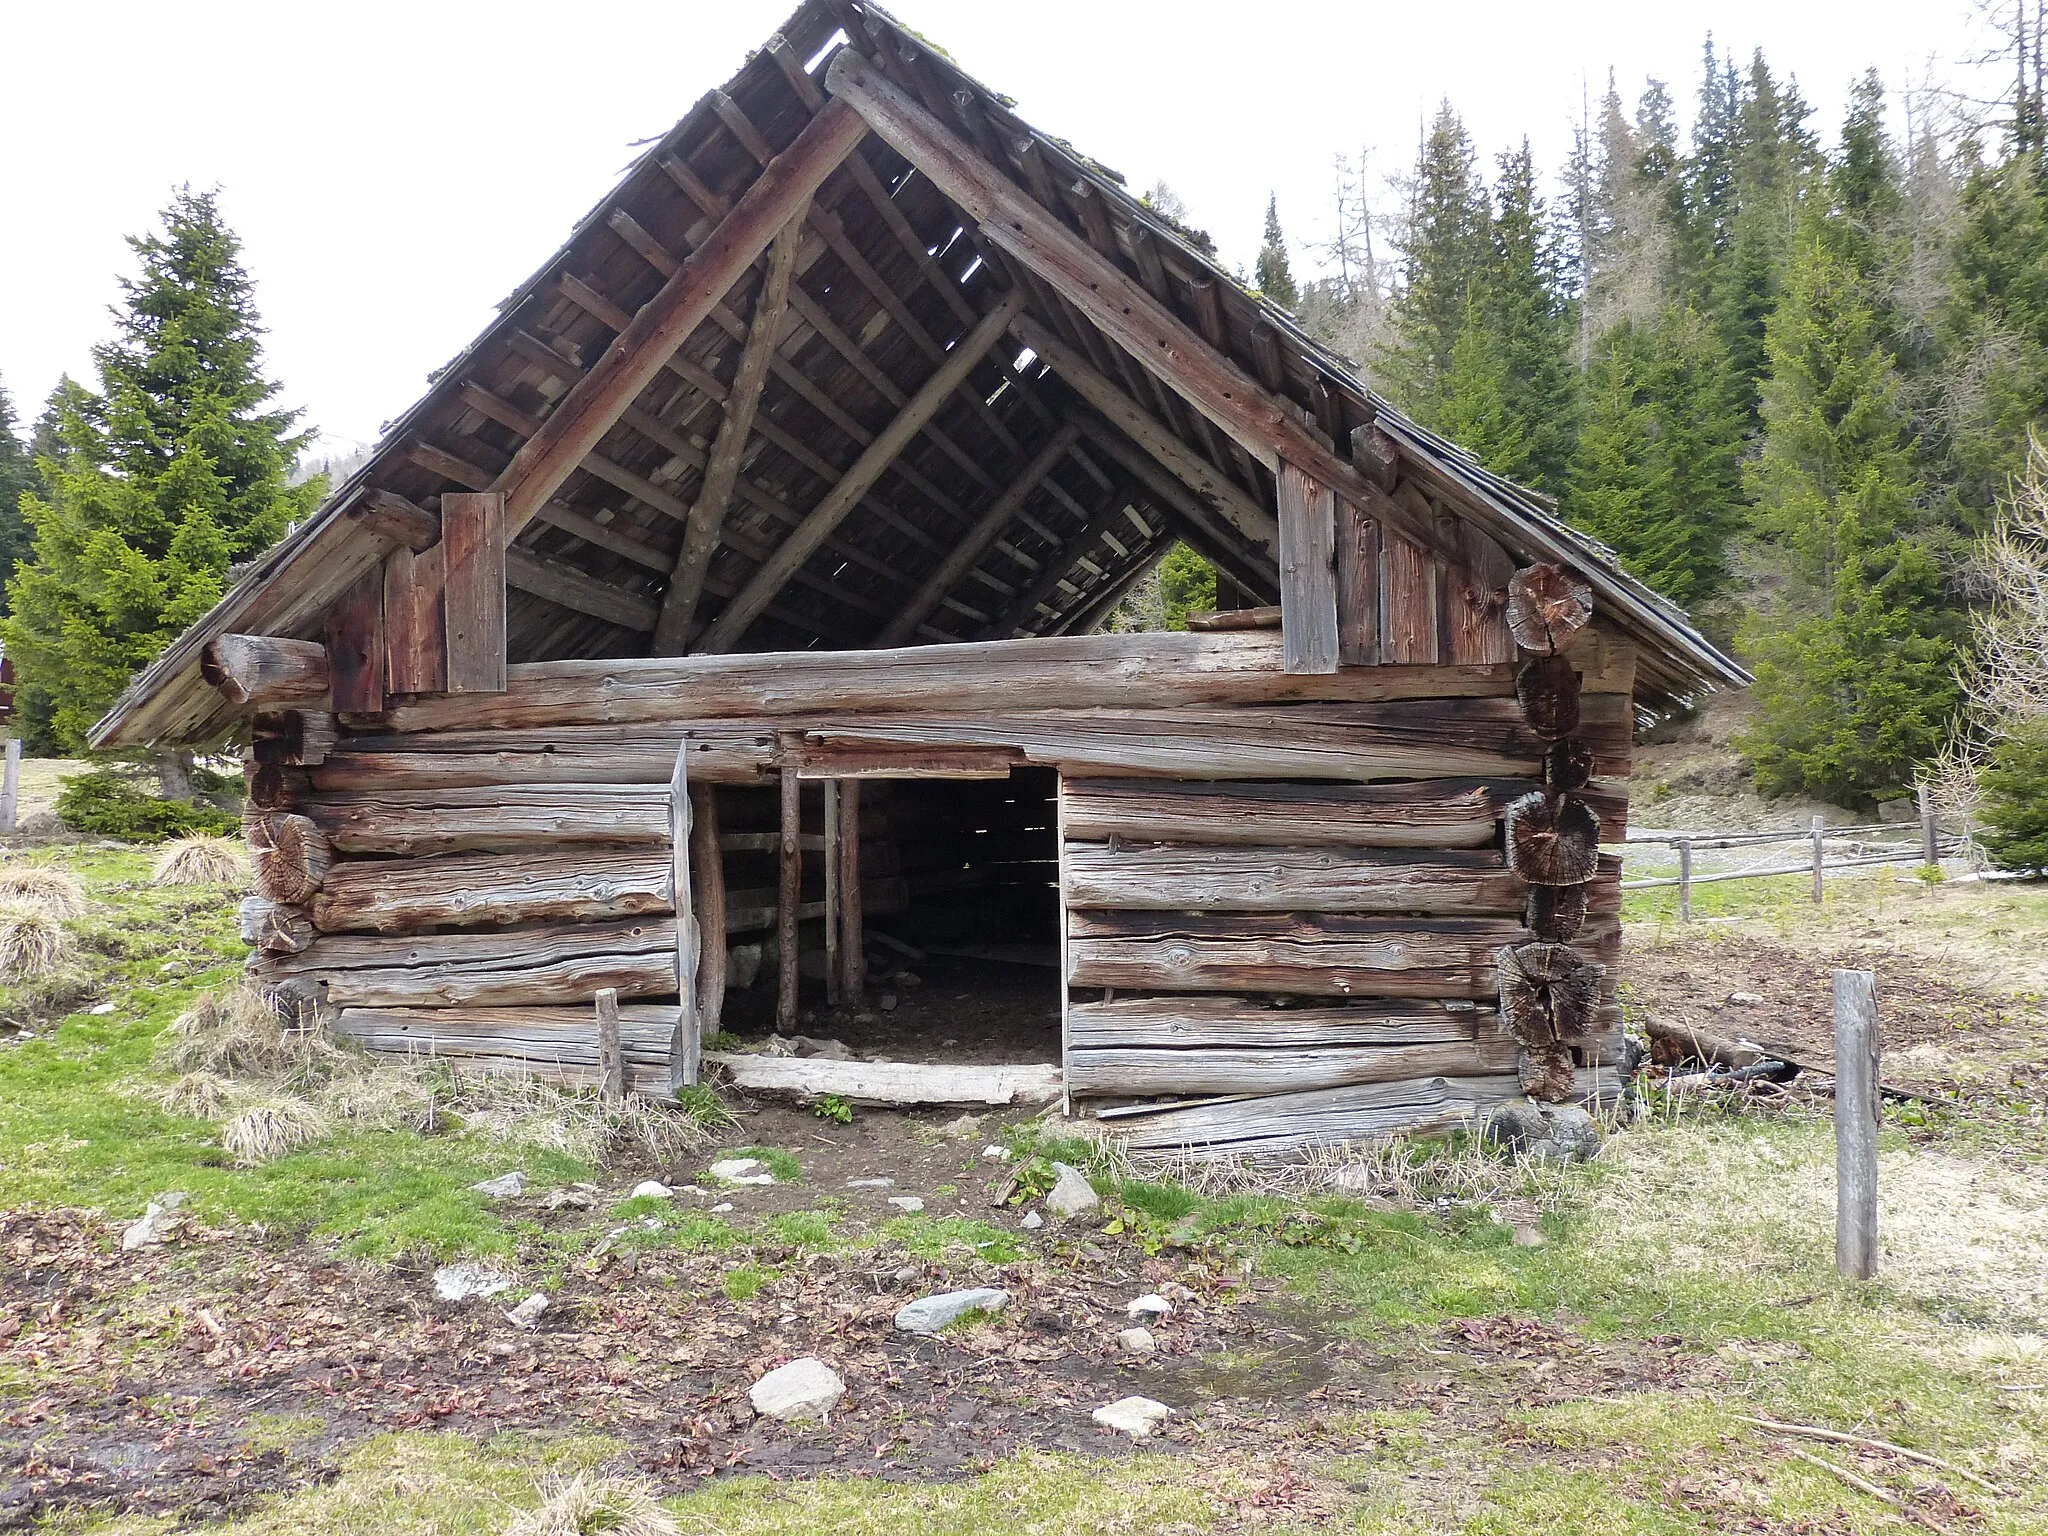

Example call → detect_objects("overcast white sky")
0 1 2001 455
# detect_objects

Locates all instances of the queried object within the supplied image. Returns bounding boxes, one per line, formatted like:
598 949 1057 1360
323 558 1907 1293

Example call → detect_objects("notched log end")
1503 791 1602 886
1515 652 1582 741
1545 738 1595 792
1506 564 1593 654
1496 941 1603 1046
1527 883 1590 942
1518 1042 1576 1102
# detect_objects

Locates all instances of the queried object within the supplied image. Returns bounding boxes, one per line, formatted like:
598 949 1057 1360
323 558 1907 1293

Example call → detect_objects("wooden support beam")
776 736 802 1032
200 635 329 707
1335 494 1381 666
1277 461 1339 675
1016 316 1278 563
690 781 727 1039
653 210 807 654
823 50 1451 560
873 418 1080 646
838 778 865 1000
383 545 447 695
1073 419 1277 599
979 486 1138 638
669 741 699 1092
325 570 384 715
696 291 1025 653
488 100 866 540
505 549 658 633
823 779 841 1004
442 492 507 692
596 987 626 1104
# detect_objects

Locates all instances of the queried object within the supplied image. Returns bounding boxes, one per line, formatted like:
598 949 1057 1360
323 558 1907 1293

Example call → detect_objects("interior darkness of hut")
712 768 1062 1064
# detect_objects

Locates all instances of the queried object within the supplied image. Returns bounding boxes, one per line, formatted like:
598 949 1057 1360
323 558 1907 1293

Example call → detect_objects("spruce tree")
2 189 322 773
0 380 34 615
1379 102 1488 417
1254 193 1299 309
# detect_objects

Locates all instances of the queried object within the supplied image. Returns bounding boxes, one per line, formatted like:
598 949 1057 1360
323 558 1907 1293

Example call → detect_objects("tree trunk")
157 750 197 804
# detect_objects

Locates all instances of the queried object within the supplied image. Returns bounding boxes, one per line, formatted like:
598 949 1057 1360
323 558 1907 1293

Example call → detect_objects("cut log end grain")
1503 791 1602 886
1545 738 1595 792
1505 564 1593 654
1527 883 1590 942
244 813 334 906
1515 653 1582 740
1518 1041 1577 1101
1496 941 1604 1046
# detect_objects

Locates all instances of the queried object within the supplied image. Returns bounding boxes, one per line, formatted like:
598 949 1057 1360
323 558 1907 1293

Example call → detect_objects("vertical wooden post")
595 986 625 1104
443 491 508 694
1677 837 1692 923
837 779 865 1002
776 735 802 1033
1275 461 1339 675
822 780 841 1005
1918 784 1939 868
0 736 20 837
668 742 700 1093
689 781 726 1041
1833 968 1880 1280
1811 815 1826 905
1056 775 1073 1117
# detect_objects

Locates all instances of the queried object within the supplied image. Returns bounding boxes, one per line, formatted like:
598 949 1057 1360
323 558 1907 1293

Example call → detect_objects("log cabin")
90 1 1745 1158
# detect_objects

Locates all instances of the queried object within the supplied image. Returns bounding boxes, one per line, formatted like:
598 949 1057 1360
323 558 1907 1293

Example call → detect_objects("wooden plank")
303 783 672 854
838 778 865 1002
690 782 727 1039
1060 777 1506 849
595 987 626 1104
324 569 384 715
654 209 808 653
1335 495 1380 666
1061 843 1524 914
670 741 699 1092
257 919 681 1008
1066 911 1619 998
383 545 447 695
1443 520 1517 665
1276 461 1339 675
488 100 867 539
1103 1073 1532 1157
200 635 329 707
312 848 673 934
506 548 656 633
705 1053 1062 1106
1068 1037 1519 1096
823 780 841 1005
442 491 506 694
697 292 1027 653
1066 995 1497 1050
1056 776 1074 1115
795 745 1021 779
776 740 801 1032
1383 533 1438 664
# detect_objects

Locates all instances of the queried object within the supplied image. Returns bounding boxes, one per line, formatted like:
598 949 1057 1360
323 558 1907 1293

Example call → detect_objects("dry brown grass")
152 1070 240 1119
221 1096 329 1165
502 1471 678 1536
440 1064 715 1169
151 835 248 887
0 865 86 920
0 901 71 980
164 984 338 1078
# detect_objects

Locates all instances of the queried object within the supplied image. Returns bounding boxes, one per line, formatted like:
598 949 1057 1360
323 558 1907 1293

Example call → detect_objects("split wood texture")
1505 564 1593 654
200 635 329 707
595 986 625 1104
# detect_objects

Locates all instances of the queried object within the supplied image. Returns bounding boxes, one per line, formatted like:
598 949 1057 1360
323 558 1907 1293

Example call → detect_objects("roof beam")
489 98 865 539
654 208 806 655
1074 417 1279 600
696 290 1026 655
821 50 1448 557
872 417 1081 647
980 485 1148 639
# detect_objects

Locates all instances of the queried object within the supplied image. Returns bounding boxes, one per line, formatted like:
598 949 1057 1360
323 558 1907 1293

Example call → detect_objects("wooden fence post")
1917 784 1938 868
1677 837 1693 923
776 735 802 1033
1833 967 1880 1280
0 737 19 837
823 781 841 1005
596 986 625 1105
1811 816 1826 905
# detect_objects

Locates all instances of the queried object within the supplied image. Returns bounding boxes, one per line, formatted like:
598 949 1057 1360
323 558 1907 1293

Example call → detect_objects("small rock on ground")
939 1113 983 1138
1728 990 1765 1006
433 1262 514 1302
1126 1293 1173 1321
894 1287 1011 1334
846 1177 895 1189
503 1293 548 1328
541 1185 596 1210
1044 1162 1100 1217
708 1158 776 1185
470 1171 528 1199
982 1144 1012 1161
1093 1396 1174 1438
627 1180 674 1200
1119 1327 1156 1355
1020 1210 1043 1230
749 1357 846 1422
120 1192 188 1253
887 1196 924 1212
1482 1101 1600 1164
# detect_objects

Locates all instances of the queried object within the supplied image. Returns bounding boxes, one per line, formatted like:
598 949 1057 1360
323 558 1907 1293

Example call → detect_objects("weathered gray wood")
690 782 727 1038
1383 532 1438 664
245 813 333 905
308 732 770 791
776 742 801 1032
837 778 865 1001
253 709 338 769
1186 606 1282 632
0 737 19 836
1062 843 1524 914
333 1003 680 1094
1061 777 1506 850
302 784 671 853
1067 1036 1519 1096
1834 967 1880 1280
596 986 626 1104
255 917 680 1007
1067 910 1619 998
1918 784 1939 867
1103 1073 1537 1157
1505 564 1594 654
705 1053 1062 1106
1066 994 1500 1050
1276 461 1339 675
1334 495 1380 667
1812 814 1826 905
669 741 700 1092
383 544 448 696
200 635 330 707
443 491 507 693
312 848 672 933
325 570 385 715
238 895 314 955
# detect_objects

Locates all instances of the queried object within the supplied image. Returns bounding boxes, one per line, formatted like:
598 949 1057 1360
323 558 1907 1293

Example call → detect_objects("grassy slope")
4 849 2044 1534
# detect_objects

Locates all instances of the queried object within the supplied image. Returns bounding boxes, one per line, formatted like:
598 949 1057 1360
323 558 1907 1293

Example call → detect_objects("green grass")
884 1213 1023 1264
720 1261 774 1301
763 1208 841 1251
714 1144 803 1183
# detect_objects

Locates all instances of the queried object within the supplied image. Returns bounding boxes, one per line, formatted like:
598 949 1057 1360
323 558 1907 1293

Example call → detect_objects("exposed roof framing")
91 0 1742 750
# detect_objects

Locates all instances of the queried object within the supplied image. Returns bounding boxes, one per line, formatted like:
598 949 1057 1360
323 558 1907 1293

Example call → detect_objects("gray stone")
1118 1327 1156 1355
542 1185 596 1211
708 1158 775 1186
893 1287 1012 1334
433 1262 514 1302
1126 1293 1173 1321
121 1196 187 1253
982 1144 1012 1161
1727 990 1765 1007
939 1112 984 1138
1044 1162 1100 1217
845 1177 895 1189
1482 1101 1600 1164
627 1180 673 1200
470 1171 528 1199
749 1357 846 1422
887 1196 925 1213
1020 1210 1044 1230
1093 1396 1174 1438
504 1292 549 1328
727 943 763 991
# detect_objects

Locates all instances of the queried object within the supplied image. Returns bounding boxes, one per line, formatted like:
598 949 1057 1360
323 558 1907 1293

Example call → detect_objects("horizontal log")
256 916 680 1007
312 849 673 933
201 635 330 707
334 1004 679 1095
1065 995 1497 1050
1066 1036 1519 1097
237 896 314 955
1062 777 1498 848
309 731 771 791
1066 911 1619 997
704 1054 1063 1105
361 629 1637 735
1062 843 1524 914
303 785 672 854
1185 606 1282 631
